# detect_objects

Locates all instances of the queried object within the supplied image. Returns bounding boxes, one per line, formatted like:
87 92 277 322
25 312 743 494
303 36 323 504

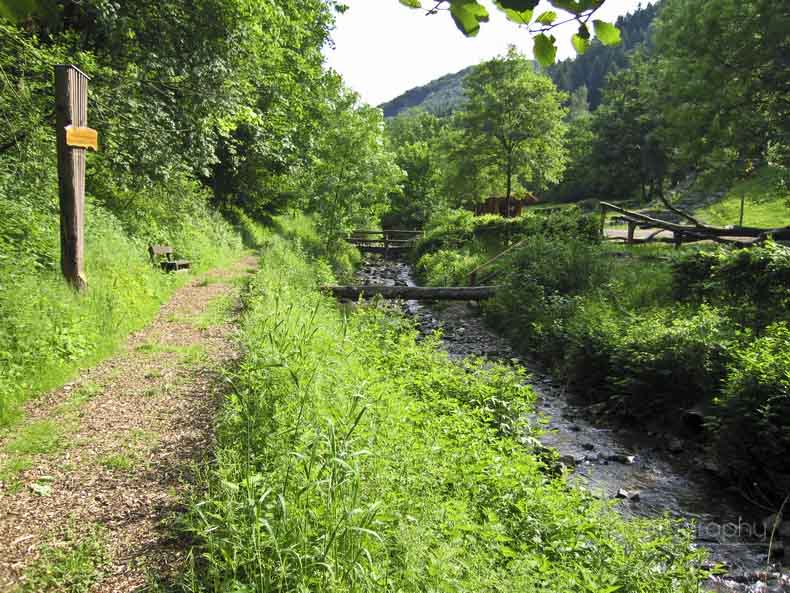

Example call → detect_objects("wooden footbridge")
346 229 423 257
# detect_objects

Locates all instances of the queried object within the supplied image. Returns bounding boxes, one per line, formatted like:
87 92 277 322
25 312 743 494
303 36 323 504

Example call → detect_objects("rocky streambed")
354 256 790 593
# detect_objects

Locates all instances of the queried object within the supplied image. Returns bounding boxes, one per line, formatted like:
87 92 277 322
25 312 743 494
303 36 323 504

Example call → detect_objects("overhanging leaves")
533 34 557 67
549 0 604 15
593 19 621 45
449 0 490 37
536 11 558 25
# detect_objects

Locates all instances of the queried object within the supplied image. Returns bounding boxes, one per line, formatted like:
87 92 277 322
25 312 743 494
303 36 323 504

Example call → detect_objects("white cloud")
324 0 653 105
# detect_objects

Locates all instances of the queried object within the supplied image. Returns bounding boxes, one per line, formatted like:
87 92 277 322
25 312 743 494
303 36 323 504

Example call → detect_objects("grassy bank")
0 183 244 427
415 209 790 503
179 231 705 592
694 166 790 228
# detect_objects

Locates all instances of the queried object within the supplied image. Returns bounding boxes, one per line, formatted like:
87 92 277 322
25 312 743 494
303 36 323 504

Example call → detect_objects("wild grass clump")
180 235 706 593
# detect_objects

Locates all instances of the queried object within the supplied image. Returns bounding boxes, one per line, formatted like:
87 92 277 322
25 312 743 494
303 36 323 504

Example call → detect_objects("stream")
354 256 789 593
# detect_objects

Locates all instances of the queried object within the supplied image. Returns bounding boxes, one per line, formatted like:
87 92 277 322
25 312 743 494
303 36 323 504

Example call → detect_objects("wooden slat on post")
55 65 97 291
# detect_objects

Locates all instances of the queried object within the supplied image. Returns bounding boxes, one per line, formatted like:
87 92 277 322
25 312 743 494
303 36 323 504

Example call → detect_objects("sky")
324 0 653 106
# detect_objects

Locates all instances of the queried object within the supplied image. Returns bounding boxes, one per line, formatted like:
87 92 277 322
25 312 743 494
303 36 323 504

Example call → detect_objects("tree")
590 54 666 202
651 0 790 184
305 88 404 249
454 48 568 212
384 110 448 228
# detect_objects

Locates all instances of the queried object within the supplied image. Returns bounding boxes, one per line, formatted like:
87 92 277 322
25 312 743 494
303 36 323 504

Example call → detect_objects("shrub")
714 322 790 497
416 249 484 286
608 306 732 418
672 242 790 328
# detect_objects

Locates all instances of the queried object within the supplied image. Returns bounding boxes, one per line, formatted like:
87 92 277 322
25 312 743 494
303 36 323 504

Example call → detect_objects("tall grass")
0 195 243 426
180 234 706 592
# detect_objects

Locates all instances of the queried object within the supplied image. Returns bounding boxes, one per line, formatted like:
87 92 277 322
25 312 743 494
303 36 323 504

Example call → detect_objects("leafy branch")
398 0 621 66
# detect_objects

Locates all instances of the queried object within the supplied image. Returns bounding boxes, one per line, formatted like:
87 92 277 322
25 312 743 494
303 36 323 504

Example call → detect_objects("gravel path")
0 254 257 592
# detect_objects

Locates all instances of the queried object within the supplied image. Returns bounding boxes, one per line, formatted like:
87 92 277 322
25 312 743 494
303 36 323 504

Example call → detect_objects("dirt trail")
0 254 257 592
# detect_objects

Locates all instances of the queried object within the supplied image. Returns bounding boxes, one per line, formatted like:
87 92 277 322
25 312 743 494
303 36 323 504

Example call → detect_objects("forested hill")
550 0 664 108
380 1 662 117
380 66 473 118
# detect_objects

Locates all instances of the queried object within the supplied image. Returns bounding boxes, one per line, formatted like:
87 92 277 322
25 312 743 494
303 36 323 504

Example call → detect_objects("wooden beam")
55 64 89 291
599 202 790 240
323 285 499 301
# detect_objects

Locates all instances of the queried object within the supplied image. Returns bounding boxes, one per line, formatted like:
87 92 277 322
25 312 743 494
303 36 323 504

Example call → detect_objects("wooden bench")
148 245 191 272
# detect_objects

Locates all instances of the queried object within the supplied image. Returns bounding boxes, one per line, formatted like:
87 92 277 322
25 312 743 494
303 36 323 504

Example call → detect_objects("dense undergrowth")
179 228 706 592
416 209 790 502
0 161 243 426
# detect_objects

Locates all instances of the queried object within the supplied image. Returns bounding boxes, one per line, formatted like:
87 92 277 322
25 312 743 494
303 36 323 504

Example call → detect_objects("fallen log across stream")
323 284 498 301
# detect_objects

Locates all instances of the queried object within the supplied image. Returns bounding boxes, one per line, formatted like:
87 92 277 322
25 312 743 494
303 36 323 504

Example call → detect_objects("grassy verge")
0 198 244 428
694 166 790 228
179 233 706 592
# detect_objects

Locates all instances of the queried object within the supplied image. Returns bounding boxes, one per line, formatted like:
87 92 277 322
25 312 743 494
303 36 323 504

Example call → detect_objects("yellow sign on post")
65 125 99 151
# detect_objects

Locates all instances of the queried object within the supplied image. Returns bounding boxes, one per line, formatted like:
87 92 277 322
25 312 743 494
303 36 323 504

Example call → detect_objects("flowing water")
354 256 790 593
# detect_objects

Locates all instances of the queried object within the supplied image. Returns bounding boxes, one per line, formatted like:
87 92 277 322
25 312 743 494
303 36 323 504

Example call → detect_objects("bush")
415 207 600 260
672 242 790 327
416 249 484 286
607 306 732 418
715 322 790 497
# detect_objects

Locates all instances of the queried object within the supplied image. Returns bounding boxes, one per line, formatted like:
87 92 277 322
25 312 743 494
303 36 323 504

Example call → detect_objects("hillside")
379 1 662 118
379 66 473 118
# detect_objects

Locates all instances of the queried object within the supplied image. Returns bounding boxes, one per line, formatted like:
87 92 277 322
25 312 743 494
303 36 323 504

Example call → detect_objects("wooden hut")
473 193 539 218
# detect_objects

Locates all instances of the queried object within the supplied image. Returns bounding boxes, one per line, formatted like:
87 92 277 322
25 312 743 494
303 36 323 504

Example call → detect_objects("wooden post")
627 221 636 245
55 65 94 291
599 203 607 238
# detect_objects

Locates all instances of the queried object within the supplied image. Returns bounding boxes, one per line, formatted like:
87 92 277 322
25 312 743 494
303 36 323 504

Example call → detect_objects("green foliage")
714 322 790 495
397 1 621 65
451 48 568 203
384 110 448 228
416 249 484 286
415 207 599 262
181 234 706 592
302 89 404 250
275 213 361 280
589 53 667 203
672 242 790 328
484 237 733 417
652 0 789 181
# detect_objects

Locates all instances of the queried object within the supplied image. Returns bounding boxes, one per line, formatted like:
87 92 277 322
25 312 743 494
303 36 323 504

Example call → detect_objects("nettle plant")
397 0 622 66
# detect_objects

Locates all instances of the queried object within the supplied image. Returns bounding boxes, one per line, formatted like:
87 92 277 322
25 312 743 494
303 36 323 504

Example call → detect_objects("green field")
694 167 790 228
